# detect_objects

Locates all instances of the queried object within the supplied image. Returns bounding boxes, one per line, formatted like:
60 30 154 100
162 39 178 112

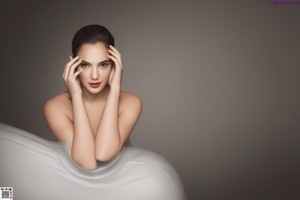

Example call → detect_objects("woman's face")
76 41 113 94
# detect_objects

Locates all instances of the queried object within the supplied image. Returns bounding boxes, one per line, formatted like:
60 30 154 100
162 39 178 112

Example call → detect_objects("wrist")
71 93 82 100
109 85 121 91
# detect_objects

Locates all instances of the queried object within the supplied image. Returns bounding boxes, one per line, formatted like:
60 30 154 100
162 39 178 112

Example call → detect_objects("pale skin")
44 42 143 170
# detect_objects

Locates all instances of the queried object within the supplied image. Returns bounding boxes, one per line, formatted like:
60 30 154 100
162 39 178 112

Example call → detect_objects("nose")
91 66 99 80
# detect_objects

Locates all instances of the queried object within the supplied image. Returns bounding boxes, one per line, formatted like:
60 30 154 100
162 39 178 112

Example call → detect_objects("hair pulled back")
71 24 115 57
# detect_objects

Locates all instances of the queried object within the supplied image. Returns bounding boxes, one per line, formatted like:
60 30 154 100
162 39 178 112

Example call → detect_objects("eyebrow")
80 59 111 64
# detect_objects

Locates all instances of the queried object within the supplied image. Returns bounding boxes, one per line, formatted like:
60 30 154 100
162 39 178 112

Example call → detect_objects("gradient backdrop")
0 1 299 199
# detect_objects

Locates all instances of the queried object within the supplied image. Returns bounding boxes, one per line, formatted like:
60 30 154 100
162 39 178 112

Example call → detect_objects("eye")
100 63 109 68
80 63 89 68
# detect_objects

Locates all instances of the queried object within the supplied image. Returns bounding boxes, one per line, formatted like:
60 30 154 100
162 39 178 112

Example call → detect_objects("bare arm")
95 87 143 161
71 94 97 169
44 96 97 170
95 45 142 161
45 56 98 170
95 86 121 161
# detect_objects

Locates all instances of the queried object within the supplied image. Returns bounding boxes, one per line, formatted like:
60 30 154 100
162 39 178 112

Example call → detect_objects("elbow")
96 146 120 162
96 140 121 162
82 163 97 171
96 152 114 162
71 154 97 170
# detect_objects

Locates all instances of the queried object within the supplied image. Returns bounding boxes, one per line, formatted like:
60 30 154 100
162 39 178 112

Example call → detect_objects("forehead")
77 42 108 62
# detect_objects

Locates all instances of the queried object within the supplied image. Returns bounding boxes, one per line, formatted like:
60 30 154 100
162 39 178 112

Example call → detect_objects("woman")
0 24 187 200
44 24 142 170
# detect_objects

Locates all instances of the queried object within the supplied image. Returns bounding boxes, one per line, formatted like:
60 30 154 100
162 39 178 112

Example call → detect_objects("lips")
89 82 101 88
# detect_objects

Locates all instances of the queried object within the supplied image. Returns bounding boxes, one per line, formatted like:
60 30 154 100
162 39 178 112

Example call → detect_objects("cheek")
106 68 113 77
78 71 87 81
101 67 110 74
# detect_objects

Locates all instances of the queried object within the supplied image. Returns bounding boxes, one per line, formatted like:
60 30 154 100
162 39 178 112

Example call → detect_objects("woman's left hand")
107 45 123 89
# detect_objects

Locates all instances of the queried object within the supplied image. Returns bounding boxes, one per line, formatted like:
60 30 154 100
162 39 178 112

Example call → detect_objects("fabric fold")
0 122 187 200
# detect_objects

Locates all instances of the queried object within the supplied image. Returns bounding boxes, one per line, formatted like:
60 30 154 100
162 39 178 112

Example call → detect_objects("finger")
74 70 81 78
108 48 120 59
108 48 123 69
67 55 80 67
110 65 115 76
68 58 82 80
64 56 80 80
109 66 115 84
66 58 81 81
107 54 120 68
62 56 73 78
63 56 75 78
108 52 122 68
109 45 121 57
108 49 122 66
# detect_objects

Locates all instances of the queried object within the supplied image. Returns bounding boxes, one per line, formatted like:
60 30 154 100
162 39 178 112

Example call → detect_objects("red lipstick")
89 82 101 88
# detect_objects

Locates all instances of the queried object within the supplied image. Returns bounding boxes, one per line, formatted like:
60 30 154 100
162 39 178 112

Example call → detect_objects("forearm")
71 94 97 169
95 86 121 161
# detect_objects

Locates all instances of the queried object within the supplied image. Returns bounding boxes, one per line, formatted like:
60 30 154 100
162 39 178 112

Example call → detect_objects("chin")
88 87 102 93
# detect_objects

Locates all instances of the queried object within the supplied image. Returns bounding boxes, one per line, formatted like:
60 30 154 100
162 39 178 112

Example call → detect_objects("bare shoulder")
119 90 143 114
44 90 72 118
44 89 142 116
120 90 142 102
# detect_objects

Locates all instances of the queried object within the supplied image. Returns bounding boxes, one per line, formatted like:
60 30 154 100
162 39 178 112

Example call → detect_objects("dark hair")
71 24 115 57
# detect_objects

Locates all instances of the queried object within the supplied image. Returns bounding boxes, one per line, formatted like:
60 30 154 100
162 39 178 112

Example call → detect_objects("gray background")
0 0 299 199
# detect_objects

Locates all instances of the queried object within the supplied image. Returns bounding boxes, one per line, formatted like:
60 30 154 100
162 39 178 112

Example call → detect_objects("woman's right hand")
62 55 82 97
